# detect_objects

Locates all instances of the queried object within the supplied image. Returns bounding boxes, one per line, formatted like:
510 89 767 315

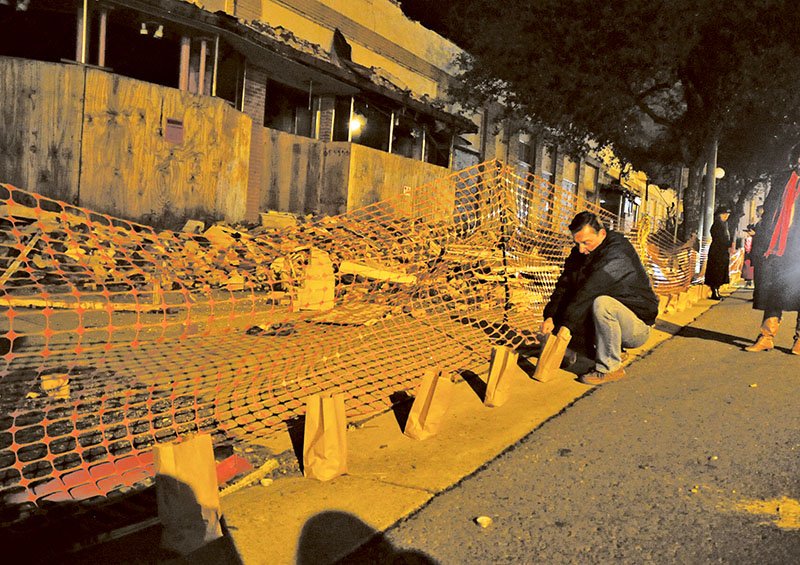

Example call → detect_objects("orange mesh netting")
0 160 710 523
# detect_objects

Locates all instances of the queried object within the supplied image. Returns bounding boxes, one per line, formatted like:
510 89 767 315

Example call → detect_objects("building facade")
0 0 672 229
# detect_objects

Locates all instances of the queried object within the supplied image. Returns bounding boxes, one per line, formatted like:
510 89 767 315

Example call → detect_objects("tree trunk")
680 159 706 241
732 179 756 226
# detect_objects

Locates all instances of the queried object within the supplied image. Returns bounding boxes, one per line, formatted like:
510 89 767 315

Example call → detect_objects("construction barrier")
0 160 717 525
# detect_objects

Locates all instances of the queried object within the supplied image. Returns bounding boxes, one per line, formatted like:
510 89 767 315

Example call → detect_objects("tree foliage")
716 104 800 227
445 0 800 239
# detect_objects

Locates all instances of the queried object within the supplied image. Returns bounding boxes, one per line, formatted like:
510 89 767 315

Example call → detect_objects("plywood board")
0 58 82 202
79 70 251 226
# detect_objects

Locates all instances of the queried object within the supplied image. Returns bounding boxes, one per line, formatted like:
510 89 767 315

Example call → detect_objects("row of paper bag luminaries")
156 334 571 556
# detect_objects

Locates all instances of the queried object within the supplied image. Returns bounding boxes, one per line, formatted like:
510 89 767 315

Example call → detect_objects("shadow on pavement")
9 480 244 565
389 391 414 432
458 369 486 402
295 510 435 565
286 415 307 474
60 516 243 565
656 320 751 348
450 315 536 347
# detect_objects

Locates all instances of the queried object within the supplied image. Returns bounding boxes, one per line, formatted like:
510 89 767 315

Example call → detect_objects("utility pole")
702 137 719 243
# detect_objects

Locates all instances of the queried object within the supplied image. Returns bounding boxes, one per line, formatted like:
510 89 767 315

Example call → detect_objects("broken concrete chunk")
182 220 205 234
40 372 70 400
204 224 247 248
260 211 298 230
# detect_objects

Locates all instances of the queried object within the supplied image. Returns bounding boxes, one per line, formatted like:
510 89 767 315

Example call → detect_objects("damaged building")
0 0 673 229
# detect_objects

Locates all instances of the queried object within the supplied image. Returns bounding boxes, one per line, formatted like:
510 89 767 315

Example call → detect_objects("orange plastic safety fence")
0 160 706 522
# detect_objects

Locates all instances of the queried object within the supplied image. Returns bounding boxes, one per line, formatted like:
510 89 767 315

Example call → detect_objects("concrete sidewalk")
217 288 733 565
59 286 741 565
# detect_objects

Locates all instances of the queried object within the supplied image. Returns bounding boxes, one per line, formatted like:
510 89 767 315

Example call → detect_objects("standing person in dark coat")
745 145 800 354
540 211 659 385
741 205 764 288
705 206 732 300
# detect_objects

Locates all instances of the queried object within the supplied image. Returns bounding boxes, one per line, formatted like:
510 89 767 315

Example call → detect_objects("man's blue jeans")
592 295 651 373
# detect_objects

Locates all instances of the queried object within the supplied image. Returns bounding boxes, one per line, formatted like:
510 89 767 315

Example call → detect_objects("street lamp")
715 167 725 179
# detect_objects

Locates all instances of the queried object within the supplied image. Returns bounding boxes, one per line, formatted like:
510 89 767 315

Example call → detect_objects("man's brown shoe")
579 367 626 385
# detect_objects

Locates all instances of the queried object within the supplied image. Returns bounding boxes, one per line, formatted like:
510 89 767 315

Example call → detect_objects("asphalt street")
343 290 800 564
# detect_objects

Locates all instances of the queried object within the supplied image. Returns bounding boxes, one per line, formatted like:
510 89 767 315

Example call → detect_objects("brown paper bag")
303 393 348 481
485 345 526 407
404 369 455 440
532 326 572 382
154 434 223 556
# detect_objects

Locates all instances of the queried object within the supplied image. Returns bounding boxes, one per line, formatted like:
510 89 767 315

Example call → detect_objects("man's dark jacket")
543 230 659 355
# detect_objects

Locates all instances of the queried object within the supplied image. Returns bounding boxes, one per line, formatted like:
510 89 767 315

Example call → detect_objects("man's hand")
540 317 555 336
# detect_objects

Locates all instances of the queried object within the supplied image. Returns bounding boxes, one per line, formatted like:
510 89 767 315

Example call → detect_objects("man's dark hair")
569 211 605 234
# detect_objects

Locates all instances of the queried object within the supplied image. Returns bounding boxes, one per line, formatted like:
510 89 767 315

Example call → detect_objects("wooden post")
212 35 219 97
198 39 208 95
500 166 511 324
97 8 108 68
179 36 191 92
347 96 355 142
75 0 89 64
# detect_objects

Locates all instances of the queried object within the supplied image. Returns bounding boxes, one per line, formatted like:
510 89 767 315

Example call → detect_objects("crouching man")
540 211 659 385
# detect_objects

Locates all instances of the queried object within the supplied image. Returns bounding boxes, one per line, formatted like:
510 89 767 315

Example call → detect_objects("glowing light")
715 167 725 179
349 115 365 135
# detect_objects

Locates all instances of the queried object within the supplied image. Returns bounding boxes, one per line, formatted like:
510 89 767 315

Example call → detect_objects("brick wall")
317 96 336 142
242 65 268 124
241 65 269 222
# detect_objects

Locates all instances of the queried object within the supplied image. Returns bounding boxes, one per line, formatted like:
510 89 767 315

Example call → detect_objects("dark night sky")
398 0 453 36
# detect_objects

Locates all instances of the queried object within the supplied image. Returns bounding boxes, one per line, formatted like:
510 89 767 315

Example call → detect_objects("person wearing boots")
539 211 659 385
745 145 800 354
705 206 732 300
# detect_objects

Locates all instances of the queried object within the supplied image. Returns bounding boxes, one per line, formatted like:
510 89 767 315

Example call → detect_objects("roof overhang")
103 0 477 133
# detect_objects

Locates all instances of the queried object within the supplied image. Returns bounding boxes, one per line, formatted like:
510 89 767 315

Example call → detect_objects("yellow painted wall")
261 128 325 213
1 57 252 227
346 143 452 219
0 57 83 204
319 143 351 215
255 128 452 219
80 70 252 226
307 0 461 73
223 0 461 100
